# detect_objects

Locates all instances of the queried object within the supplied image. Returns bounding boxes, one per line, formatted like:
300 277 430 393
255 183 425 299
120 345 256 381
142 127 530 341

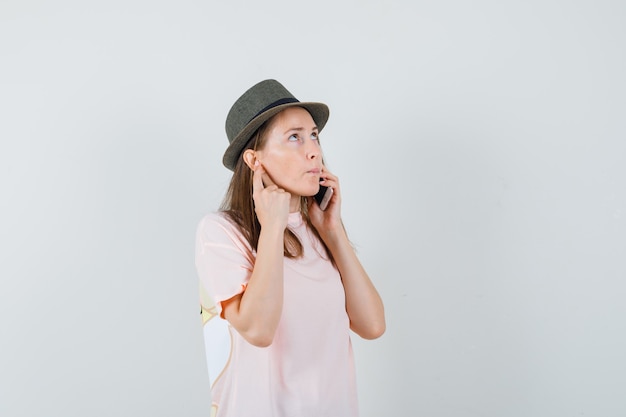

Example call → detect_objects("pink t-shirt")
195 211 358 417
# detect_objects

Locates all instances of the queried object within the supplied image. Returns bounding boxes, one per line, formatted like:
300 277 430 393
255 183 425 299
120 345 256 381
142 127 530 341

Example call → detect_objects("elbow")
247 335 274 348
242 328 276 348
353 320 386 340
364 322 386 340
224 305 279 347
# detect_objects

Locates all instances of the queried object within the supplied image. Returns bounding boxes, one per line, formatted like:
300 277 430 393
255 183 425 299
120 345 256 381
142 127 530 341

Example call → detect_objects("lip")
307 168 321 174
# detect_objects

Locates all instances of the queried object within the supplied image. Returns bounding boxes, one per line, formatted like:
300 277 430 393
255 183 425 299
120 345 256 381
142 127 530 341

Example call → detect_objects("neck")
289 195 302 213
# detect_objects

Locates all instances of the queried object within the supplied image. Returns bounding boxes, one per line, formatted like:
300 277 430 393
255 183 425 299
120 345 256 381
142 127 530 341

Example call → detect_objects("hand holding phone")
314 182 333 211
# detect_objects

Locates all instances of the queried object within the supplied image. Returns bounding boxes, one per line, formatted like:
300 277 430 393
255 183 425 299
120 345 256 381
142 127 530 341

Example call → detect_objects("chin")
289 180 320 198
294 188 318 198
306 185 322 197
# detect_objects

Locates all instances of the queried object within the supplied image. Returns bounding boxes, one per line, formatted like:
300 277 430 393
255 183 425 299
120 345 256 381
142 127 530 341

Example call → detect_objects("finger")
252 161 265 193
320 166 336 181
320 172 338 187
319 169 340 197
261 170 277 188
321 167 337 179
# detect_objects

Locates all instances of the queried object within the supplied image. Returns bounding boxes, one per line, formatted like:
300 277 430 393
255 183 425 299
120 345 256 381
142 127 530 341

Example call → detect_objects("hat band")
249 97 300 123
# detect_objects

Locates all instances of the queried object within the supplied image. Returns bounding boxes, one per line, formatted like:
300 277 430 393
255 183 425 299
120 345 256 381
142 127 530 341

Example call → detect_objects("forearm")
322 227 386 339
226 227 285 346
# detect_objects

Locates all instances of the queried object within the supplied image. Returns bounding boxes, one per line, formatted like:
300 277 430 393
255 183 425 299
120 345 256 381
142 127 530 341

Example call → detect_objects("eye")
288 134 299 142
310 132 319 141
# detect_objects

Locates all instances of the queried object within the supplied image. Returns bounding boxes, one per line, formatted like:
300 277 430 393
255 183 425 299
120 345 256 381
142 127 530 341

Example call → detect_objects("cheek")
259 149 291 173
258 155 286 182
265 162 293 184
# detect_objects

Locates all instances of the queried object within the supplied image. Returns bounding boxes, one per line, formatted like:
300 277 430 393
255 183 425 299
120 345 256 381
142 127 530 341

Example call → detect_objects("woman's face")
256 106 323 201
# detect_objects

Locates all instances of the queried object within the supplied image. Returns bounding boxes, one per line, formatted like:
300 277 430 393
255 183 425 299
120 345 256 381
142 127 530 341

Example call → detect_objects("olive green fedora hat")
223 79 330 171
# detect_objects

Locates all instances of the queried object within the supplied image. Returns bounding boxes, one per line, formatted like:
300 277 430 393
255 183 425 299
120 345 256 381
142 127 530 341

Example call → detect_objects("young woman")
195 79 385 417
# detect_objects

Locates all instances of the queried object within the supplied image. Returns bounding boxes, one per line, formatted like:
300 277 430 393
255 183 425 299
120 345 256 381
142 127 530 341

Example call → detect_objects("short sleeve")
195 212 255 318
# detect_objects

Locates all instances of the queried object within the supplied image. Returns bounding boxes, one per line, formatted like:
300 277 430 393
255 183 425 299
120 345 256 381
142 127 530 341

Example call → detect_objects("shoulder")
197 211 231 228
196 211 249 248
197 211 237 235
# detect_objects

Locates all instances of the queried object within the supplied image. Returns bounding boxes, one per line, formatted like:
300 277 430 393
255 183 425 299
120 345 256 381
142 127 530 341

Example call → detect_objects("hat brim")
222 101 329 171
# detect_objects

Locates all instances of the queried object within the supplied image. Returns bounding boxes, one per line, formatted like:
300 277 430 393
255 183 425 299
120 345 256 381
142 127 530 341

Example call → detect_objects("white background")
1 1 625 416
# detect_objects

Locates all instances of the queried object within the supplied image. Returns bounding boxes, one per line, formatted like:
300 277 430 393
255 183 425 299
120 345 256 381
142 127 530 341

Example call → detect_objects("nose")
305 138 320 160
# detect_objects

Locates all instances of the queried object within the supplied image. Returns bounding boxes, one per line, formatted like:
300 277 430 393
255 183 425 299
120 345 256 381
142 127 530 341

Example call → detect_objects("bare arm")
321 225 386 339
309 169 386 339
222 162 289 347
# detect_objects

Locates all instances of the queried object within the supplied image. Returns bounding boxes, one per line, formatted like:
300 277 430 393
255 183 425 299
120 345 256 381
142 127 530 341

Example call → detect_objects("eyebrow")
283 126 319 135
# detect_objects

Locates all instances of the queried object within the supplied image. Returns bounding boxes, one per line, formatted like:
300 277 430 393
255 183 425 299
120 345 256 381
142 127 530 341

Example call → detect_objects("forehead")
269 106 316 130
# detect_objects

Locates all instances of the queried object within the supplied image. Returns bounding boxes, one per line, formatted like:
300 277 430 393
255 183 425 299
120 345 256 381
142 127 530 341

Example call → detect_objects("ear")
242 149 256 170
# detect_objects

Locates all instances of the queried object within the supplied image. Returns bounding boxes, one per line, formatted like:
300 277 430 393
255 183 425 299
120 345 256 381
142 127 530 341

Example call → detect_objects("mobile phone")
314 183 333 211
